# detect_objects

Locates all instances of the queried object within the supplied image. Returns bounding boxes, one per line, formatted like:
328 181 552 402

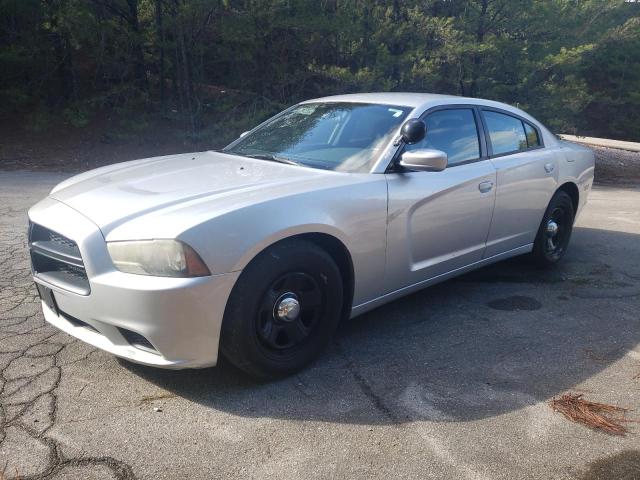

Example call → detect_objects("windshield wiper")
243 153 300 166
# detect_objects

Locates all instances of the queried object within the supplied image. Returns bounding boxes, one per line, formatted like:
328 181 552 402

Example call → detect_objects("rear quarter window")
524 122 541 148
484 110 527 155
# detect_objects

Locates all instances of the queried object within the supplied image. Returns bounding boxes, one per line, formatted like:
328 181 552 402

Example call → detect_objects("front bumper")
29 197 240 369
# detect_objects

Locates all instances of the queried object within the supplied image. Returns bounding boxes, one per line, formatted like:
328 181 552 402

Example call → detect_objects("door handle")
478 181 494 193
544 163 555 173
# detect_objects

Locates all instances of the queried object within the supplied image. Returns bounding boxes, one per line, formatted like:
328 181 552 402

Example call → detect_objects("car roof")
301 92 548 132
301 92 535 116
301 92 474 108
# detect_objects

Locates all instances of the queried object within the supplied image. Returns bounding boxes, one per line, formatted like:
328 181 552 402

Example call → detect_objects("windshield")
223 102 412 172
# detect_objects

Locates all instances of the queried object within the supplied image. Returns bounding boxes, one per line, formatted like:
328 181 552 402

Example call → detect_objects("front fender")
226 223 351 274
179 179 388 306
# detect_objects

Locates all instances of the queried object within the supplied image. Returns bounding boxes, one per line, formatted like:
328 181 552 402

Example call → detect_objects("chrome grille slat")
29 223 90 295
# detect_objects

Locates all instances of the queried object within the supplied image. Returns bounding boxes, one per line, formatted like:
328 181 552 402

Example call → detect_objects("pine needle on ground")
550 393 633 435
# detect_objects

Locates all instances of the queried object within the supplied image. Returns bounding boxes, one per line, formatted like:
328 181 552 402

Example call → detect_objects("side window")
524 122 541 148
484 111 527 155
406 109 480 166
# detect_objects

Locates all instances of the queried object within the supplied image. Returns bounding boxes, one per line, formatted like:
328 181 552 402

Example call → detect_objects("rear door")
481 109 559 257
384 106 497 292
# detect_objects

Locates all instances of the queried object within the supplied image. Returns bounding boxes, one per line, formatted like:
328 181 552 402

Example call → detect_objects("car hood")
50 151 331 232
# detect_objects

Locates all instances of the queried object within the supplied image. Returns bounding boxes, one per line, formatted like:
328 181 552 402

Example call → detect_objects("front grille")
29 222 90 295
118 328 159 354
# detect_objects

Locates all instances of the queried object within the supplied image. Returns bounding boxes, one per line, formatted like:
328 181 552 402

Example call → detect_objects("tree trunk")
126 0 148 92
155 0 166 113
49 9 76 104
177 15 196 135
470 0 489 97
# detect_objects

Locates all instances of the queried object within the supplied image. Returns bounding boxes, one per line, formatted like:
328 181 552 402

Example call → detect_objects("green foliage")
62 106 90 128
27 109 55 133
0 0 638 140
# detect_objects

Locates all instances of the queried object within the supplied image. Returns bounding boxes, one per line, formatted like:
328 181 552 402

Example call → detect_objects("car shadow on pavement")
123 226 640 425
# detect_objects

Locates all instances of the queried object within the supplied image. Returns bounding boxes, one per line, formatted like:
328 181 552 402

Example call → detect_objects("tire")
531 190 575 267
220 239 343 379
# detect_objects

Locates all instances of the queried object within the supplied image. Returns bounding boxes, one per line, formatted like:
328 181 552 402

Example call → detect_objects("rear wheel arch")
557 181 579 215
531 189 575 266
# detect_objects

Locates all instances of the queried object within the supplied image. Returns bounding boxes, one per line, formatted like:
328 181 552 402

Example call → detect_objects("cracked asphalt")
1 170 640 479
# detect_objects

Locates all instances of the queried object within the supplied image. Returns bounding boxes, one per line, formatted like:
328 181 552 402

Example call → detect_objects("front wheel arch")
220 237 346 377
291 233 354 322
232 232 355 322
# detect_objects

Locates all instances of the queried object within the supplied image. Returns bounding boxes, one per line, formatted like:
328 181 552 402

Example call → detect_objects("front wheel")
532 190 575 266
220 239 343 379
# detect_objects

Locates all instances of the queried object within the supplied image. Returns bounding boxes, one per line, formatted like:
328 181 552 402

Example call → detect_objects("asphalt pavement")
1 170 639 479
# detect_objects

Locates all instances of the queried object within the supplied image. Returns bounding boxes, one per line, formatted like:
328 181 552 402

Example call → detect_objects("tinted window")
406 109 480 166
484 111 527 155
524 122 540 148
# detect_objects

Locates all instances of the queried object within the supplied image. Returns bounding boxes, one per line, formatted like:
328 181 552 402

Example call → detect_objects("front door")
384 107 497 292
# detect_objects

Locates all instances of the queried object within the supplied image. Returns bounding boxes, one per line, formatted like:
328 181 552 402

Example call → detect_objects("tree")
0 0 638 140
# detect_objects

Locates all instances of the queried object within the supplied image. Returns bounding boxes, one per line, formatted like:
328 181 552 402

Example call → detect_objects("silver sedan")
28 93 595 377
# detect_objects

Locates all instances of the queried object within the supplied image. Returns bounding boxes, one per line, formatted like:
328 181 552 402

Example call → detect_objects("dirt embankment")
1 121 639 186
590 145 640 186
0 117 218 173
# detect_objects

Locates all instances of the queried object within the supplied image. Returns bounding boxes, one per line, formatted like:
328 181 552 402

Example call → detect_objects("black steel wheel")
256 272 323 351
220 239 343 379
532 190 575 266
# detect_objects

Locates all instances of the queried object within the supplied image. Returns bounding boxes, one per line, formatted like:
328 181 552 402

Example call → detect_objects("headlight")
107 240 210 277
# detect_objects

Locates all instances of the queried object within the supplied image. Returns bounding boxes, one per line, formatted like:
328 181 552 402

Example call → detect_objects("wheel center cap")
275 294 300 322
545 220 559 237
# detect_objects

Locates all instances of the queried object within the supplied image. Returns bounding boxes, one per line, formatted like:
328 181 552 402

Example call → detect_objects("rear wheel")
220 239 343 379
532 190 575 266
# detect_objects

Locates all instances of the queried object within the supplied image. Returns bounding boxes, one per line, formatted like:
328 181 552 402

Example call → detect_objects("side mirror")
400 119 426 144
239 131 250 138
400 149 448 172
